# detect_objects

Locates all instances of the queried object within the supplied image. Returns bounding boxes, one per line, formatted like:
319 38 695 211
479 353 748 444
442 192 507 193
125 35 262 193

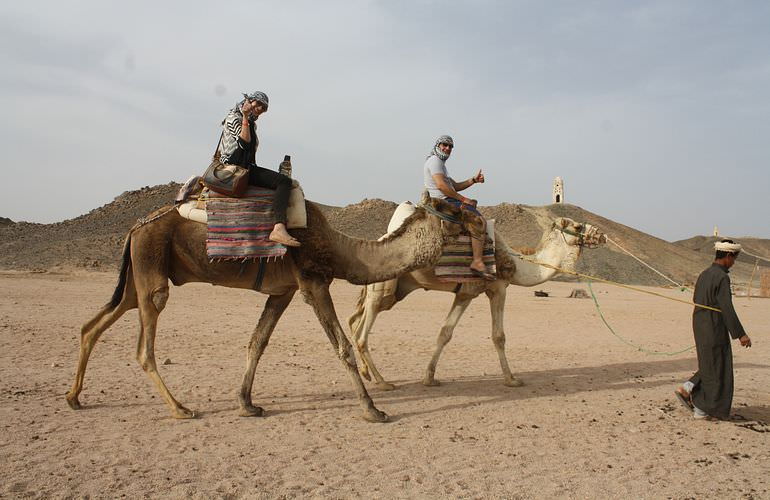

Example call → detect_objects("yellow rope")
517 257 723 313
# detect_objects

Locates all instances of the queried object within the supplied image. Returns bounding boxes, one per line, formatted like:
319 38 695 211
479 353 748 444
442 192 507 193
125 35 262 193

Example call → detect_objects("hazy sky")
1 1 768 240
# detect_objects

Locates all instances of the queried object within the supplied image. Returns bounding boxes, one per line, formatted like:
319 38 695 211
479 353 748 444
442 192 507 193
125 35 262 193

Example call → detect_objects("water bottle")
278 155 292 178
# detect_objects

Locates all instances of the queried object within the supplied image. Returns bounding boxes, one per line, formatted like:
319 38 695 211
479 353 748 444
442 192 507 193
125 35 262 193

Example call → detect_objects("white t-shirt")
424 155 452 199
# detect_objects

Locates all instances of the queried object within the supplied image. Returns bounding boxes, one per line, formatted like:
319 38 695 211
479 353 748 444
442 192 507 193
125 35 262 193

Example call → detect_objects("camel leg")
486 284 523 387
423 294 473 386
349 284 398 391
301 279 388 423
134 284 194 419
66 277 138 410
238 290 296 417
357 303 396 391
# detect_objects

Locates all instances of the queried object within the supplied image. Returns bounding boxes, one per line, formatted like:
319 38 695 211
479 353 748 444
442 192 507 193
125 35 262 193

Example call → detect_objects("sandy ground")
1 271 768 499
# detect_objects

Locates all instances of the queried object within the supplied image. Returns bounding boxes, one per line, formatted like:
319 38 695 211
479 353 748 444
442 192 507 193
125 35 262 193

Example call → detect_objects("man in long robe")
675 239 752 420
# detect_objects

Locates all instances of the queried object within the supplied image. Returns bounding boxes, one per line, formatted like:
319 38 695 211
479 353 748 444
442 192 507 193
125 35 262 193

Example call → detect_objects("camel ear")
420 190 431 205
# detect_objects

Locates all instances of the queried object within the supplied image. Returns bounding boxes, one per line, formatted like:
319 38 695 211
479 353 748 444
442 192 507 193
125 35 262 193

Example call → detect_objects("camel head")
552 217 606 249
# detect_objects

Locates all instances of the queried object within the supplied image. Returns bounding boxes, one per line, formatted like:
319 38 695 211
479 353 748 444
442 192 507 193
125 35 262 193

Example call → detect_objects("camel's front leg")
301 279 388 423
238 290 296 417
423 294 473 386
486 283 523 387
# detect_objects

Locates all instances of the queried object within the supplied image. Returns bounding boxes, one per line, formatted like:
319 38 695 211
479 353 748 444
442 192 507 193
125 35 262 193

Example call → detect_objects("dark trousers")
248 165 292 224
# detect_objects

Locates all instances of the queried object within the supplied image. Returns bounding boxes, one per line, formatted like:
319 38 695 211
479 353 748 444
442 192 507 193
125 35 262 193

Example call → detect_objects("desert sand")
1 270 768 498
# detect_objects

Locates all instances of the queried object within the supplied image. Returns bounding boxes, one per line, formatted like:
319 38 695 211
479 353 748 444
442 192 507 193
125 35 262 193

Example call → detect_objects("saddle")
175 176 307 229
384 201 497 283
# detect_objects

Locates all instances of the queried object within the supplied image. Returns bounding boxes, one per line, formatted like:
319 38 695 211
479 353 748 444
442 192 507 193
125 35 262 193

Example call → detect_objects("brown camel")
348 207 606 389
65 193 462 422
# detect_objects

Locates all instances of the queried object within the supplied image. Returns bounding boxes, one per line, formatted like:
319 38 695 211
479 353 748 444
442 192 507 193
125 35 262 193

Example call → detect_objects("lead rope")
513 232 729 355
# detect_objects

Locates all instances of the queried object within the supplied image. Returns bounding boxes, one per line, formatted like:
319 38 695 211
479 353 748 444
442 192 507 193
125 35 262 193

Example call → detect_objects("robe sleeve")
716 274 747 339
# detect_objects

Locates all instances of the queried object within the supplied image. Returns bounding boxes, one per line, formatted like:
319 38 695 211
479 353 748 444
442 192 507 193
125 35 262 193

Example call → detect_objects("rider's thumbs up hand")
473 170 485 184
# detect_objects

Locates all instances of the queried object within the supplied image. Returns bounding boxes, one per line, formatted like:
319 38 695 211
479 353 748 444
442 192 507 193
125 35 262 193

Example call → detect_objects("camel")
348 208 606 390
65 192 463 422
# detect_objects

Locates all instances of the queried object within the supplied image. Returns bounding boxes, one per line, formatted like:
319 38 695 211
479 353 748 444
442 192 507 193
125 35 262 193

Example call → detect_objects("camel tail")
109 232 133 309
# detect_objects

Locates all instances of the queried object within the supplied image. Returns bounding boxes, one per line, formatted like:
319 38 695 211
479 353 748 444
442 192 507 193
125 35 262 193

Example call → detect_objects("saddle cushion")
384 201 496 283
434 219 497 283
204 186 298 261
177 183 307 229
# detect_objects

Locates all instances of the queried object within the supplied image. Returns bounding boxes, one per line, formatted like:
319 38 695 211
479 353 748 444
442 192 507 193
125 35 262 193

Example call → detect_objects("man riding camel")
423 135 494 280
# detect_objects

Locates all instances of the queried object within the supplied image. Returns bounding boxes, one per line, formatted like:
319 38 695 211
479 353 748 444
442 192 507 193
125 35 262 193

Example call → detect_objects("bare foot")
269 228 300 247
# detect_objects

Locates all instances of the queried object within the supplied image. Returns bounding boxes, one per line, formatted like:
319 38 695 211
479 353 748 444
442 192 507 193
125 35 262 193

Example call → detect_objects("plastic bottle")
278 155 292 178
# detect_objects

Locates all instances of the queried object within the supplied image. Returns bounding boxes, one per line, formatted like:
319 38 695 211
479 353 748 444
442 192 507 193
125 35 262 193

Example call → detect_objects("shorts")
444 197 482 216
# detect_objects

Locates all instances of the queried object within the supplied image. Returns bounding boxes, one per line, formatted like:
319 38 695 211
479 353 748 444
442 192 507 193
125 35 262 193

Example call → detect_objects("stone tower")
552 177 564 204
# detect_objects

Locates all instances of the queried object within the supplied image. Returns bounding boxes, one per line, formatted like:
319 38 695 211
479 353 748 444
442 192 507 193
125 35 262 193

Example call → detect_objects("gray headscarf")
232 91 269 119
428 135 454 161
241 91 269 108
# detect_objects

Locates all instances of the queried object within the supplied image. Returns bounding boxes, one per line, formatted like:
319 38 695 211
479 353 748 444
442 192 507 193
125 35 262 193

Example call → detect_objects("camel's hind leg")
238 290 296 417
66 276 138 410
423 294 473 386
133 282 194 419
301 279 387 423
348 283 397 390
486 283 522 387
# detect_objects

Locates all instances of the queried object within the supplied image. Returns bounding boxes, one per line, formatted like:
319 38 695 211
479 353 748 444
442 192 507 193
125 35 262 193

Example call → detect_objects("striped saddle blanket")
434 221 497 283
206 186 288 261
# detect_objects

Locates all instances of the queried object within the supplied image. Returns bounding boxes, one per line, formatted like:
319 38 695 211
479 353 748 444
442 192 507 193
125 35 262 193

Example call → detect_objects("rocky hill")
675 236 770 269
0 182 765 287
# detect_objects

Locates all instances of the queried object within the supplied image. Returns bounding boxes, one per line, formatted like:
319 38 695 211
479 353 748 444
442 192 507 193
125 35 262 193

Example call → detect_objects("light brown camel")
348 208 606 390
65 193 462 422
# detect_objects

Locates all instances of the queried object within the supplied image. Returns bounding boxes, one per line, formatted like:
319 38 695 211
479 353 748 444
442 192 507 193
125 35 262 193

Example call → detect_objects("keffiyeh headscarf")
242 91 269 108
715 240 742 254
428 135 454 161
232 91 269 118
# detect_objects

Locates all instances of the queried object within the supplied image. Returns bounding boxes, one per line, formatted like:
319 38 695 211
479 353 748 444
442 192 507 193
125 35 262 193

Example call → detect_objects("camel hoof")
376 382 397 391
172 406 197 419
504 377 524 387
362 408 389 423
65 393 81 410
239 405 265 417
422 378 441 387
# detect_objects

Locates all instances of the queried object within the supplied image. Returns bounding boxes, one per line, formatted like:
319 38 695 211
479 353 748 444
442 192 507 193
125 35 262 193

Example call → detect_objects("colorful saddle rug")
434 233 497 283
205 186 288 261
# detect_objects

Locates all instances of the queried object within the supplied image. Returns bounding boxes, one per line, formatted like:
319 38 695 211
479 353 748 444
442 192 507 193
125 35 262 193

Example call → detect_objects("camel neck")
328 216 445 285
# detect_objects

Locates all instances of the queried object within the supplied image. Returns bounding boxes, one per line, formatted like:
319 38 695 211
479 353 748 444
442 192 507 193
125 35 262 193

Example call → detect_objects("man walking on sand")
675 239 753 421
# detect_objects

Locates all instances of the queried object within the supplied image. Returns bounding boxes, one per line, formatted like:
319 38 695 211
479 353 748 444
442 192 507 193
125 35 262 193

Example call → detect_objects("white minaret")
713 226 719 237
552 177 564 204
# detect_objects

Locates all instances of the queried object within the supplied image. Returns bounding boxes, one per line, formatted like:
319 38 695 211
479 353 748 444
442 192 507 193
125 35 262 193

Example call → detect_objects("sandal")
674 388 693 411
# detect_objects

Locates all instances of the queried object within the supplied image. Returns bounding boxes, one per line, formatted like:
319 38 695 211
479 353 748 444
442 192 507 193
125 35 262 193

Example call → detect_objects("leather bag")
202 132 249 197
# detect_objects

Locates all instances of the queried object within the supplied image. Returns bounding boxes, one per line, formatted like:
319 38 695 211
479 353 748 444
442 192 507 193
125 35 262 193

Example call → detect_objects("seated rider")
219 91 300 247
424 135 494 280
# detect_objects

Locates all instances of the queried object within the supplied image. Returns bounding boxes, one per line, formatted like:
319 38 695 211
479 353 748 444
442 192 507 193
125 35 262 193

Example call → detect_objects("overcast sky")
1 1 768 240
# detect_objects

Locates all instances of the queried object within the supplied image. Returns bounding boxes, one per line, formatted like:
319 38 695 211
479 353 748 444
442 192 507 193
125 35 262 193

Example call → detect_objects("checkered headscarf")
428 135 454 161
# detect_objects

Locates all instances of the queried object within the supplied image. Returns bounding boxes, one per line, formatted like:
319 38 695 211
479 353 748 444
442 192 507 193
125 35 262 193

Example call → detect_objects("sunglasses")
439 143 453 149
